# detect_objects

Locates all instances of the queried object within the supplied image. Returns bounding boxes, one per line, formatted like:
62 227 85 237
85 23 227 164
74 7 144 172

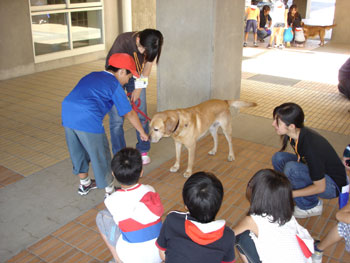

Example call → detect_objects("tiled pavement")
0 60 157 182
6 135 350 263
2 40 350 262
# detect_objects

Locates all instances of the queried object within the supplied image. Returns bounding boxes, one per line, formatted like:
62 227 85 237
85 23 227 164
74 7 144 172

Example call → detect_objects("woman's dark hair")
289 4 298 14
262 5 270 13
111 147 142 185
247 169 294 225
182 172 223 223
106 65 131 75
273 102 304 151
138 29 163 63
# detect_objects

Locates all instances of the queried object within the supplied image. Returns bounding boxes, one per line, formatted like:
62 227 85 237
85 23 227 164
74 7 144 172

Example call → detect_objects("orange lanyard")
133 52 144 75
290 137 301 162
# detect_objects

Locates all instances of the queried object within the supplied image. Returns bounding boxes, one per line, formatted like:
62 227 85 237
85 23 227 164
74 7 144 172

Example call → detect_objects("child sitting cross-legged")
96 147 163 263
156 171 236 263
233 169 314 263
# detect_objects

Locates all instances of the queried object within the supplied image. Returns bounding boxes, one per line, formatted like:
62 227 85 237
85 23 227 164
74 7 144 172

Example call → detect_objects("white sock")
80 177 91 186
105 182 115 194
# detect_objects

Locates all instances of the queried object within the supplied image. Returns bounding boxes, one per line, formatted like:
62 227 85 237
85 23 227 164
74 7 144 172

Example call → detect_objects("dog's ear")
165 115 178 135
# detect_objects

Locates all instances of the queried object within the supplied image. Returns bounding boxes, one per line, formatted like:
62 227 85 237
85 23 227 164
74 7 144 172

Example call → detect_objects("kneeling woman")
272 102 348 218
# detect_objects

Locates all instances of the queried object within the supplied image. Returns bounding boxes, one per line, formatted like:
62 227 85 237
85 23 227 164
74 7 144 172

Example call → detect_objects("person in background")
106 29 163 165
267 0 288 49
257 5 272 42
244 0 260 47
338 57 350 101
287 4 302 47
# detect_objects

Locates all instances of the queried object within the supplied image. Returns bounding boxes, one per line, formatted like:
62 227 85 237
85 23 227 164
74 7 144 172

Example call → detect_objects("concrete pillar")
293 0 310 18
156 0 244 111
122 0 132 32
132 0 156 31
332 0 350 44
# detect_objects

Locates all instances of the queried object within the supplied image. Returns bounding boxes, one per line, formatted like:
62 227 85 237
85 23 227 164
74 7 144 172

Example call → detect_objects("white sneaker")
312 241 323 263
294 200 323 218
141 152 151 165
312 251 323 263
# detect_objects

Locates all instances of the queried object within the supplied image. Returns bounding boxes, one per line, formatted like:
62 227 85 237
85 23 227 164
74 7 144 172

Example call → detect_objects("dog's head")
149 111 179 143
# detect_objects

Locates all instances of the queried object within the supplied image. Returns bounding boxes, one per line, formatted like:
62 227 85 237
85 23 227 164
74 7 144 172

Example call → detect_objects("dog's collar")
172 119 180 134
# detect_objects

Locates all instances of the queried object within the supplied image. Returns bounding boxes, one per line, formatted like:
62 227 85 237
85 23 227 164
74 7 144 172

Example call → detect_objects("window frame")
29 0 105 63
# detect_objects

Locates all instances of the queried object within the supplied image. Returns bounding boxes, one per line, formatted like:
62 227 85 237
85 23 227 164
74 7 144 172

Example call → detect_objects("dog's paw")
208 149 216 155
170 165 179 173
228 155 235 162
183 171 192 178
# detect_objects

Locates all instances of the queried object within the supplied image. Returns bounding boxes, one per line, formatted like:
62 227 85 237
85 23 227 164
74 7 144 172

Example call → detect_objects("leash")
127 92 151 124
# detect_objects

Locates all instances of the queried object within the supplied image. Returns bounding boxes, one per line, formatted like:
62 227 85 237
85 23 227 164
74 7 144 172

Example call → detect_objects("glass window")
32 13 70 56
30 0 66 7
70 0 101 3
29 0 104 62
71 10 103 49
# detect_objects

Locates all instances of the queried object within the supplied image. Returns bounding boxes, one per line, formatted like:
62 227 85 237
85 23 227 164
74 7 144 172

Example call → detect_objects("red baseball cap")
108 53 140 78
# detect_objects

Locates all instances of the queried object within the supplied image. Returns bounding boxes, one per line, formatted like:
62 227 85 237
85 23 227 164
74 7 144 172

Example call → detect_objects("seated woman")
272 102 348 218
287 4 302 46
257 5 272 42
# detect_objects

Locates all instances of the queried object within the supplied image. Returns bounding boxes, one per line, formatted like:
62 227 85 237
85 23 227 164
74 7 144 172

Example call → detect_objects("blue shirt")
62 71 132 133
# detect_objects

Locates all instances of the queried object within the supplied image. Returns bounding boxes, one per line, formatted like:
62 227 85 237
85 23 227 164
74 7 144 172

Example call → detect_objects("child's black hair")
111 147 142 186
247 169 294 225
182 171 223 223
106 65 131 75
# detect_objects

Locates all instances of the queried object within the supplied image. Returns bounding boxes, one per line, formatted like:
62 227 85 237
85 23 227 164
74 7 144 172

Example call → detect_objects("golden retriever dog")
303 24 336 46
149 99 257 177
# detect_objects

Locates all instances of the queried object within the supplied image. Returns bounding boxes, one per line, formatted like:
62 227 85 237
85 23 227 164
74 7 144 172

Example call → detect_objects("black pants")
338 78 350 100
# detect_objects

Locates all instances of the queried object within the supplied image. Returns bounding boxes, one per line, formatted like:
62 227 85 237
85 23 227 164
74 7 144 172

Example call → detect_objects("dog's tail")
227 100 257 109
324 24 336 30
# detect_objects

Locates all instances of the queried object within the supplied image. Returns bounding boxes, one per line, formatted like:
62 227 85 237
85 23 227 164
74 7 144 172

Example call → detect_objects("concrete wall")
132 0 156 31
0 0 121 81
332 0 350 44
0 0 34 80
156 0 244 111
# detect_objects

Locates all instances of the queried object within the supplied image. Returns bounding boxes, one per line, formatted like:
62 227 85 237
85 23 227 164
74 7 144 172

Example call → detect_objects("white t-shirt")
250 214 314 263
272 0 286 24
105 184 163 263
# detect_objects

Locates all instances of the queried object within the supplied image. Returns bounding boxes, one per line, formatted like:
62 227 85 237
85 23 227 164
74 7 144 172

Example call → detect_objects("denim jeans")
257 29 271 40
96 209 121 247
236 230 261 263
272 152 338 210
108 77 150 155
64 127 113 188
